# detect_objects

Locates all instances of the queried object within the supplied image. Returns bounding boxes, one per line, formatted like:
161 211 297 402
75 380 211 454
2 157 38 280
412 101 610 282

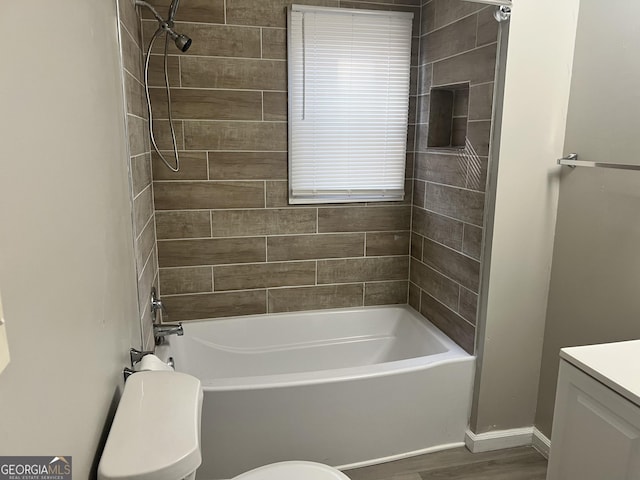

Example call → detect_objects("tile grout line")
134 219 154 269
162 279 408 297
409 263 477 318
264 235 268 265
475 7 480 49
158 257 411 275
157 119 287 124
132 181 153 202
416 40 498 69
156 227 411 237
159 255 409 267
263 180 267 208
121 19 142 52
158 149 289 153
407 0 423 305
414 177 488 195
168 53 287 61
421 6 487 37
138 241 156 282
147 85 287 94
421 289 477 330
414 228 481 263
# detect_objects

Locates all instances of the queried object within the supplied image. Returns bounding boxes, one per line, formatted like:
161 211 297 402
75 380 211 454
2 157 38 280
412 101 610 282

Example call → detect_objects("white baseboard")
465 427 534 453
532 427 551 458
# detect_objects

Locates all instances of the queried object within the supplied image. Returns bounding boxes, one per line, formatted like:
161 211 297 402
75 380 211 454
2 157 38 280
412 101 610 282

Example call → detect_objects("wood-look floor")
343 447 547 480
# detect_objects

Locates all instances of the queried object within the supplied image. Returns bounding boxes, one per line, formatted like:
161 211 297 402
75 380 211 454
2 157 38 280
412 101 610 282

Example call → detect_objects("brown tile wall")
133 0 500 354
118 0 159 349
409 0 499 354
143 0 420 321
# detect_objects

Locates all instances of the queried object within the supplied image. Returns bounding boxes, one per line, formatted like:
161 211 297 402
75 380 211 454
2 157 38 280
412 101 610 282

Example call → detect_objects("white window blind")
287 5 413 204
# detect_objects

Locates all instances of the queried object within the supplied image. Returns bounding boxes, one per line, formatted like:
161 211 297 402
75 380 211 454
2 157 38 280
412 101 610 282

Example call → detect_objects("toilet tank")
98 371 203 480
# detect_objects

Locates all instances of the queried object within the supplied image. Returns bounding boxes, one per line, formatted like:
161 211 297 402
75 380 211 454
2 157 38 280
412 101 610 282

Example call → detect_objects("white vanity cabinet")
547 340 640 480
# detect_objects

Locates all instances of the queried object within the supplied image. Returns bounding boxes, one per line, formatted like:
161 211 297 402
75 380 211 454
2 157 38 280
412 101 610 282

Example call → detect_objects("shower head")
163 24 192 52
135 0 193 52
173 33 192 52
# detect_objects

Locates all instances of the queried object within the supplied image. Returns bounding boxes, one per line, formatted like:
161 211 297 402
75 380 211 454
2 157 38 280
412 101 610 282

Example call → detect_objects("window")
287 5 413 204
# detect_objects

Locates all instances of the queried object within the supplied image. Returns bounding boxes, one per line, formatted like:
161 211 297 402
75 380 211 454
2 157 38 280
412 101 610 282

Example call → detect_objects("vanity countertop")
561 339 640 407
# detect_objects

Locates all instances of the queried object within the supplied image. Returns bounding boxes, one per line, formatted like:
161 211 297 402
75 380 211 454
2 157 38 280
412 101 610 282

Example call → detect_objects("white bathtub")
159 305 475 480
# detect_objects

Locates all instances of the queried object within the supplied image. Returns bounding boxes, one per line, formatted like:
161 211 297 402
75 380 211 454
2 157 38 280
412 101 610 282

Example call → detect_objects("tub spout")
154 323 183 345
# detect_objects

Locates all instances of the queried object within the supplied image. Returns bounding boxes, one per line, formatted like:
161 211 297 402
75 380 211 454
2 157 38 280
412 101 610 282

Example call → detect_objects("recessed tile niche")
427 83 470 149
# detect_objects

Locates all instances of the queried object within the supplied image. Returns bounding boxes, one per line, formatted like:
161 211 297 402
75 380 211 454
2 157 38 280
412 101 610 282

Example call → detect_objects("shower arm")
168 0 181 22
135 0 170 26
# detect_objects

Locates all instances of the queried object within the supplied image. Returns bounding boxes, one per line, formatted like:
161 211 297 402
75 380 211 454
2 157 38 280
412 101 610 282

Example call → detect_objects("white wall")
470 0 580 433
535 0 640 438
0 1 139 476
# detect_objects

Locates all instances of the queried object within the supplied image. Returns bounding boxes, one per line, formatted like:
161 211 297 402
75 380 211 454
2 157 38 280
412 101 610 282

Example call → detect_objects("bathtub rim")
156 304 474 391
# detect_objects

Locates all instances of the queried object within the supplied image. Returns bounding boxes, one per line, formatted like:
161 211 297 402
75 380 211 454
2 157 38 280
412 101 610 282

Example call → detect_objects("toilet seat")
232 461 351 480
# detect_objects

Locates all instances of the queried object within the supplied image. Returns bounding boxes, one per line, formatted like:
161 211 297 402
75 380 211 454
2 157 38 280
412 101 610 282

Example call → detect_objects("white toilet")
98 371 351 480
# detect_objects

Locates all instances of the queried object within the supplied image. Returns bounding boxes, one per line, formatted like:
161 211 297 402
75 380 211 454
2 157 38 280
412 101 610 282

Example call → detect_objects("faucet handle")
129 348 154 367
150 287 168 323
123 367 136 382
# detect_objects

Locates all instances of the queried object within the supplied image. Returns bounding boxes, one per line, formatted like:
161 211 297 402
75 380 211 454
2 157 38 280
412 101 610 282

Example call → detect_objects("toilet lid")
233 461 351 480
